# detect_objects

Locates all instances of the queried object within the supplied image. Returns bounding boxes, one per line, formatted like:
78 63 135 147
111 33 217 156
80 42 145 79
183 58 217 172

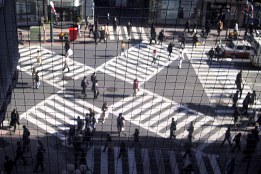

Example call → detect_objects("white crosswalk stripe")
186 45 261 115
97 41 179 85
85 145 221 174
18 46 95 89
19 94 103 145
110 88 227 146
107 26 150 41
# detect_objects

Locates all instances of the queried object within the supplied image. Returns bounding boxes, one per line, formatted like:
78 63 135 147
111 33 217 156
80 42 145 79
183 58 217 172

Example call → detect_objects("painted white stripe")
114 147 123 174
141 148 151 174
100 149 108 174
169 151 179 174
208 155 221 174
128 148 137 174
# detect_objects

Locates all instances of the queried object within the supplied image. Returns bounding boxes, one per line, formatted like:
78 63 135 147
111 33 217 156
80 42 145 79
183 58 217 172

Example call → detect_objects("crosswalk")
185 45 261 115
86 145 222 174
19 93 103 145
97 41 179 85
107 26 150 41
110 89 227 146
18 46 95 89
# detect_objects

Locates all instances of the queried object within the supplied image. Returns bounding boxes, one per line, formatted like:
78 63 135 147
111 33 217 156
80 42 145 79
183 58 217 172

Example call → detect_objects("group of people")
80 72 99 99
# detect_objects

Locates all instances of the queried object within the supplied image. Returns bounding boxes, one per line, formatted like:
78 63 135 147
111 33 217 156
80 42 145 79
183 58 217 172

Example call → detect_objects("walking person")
205 21 210 38
103 133 112 152
36 50 42 66
208 47 215 65
62 56 70 73
231 133 242 153
133 78 139 97
22 125 31 152
90 111 96 132
220 127 232 147
217 20 223 37
104 23 109 39
81 76 89 98
187 121 194 137
170 118 177 139
184 20 190 33
151 49 159 64
250 90 256 107
167 42 173 60
99 27 106 43
126 21 132 40
121 41 127 57
157 30 164 45
4 156 14 174
192 33 198 48
85 16 89 30
34 71 40 89
88 23 94 37
192 21 197 34
243 92 251 116
9 109 20 132
33 141 45 172
178 48 185 69
235 70 243 98
83 128 93 150
64 41 70 55
113 17 118 33
76 116 84 134
131 129 141 148
14 141 27 166
68 125 75 145
232 90 239 108
150 29 157 44
32 66 37 88
93 80 99 99
117 113 125 135
90 72 97 91
179 32 186 48
233 107 241 128
118 141 126 159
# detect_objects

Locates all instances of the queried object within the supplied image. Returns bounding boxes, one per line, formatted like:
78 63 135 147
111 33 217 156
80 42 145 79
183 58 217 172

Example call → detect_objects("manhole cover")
107 87 117 92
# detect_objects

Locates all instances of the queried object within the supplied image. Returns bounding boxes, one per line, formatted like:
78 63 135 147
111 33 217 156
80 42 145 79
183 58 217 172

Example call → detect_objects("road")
2 26 261 173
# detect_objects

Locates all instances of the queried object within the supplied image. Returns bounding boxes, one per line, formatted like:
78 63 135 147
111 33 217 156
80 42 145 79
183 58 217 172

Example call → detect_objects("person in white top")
234 22 239 32
178 48 185 69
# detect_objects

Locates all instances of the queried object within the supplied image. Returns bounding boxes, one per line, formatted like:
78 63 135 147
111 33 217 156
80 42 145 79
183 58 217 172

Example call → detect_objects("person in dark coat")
232 90 239 108
192 33 198 48
157 30 164 45
233 107 241 128
68 125 75 145
250 90 256 106
231 133 242 153
150 30 157 44
131 129 141 148
99 27 106 43
126 21 132 39
117 113 125 135
208 47 215 65
22 125 31 152
81 76 89 98
113 17 118 33
90 72 97 91
9 109 20 132
64 41 70 54
220 127 232 147
167 42 173 59
83 127 93 150
243 92 251 116
103 133 112 152
235 70 242 98
4 156 14 174
88 23 94 37
184 20 190 33
118 141 126 159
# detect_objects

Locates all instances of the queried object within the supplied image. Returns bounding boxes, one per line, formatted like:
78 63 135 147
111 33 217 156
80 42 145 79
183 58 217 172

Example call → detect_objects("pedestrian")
250 90 256 106
93 30 99 44
62 56 70 72
126 21 132 39
178 48 185 69
192 21 197 34
88 23 94 37
68 125 75 145
131 128 141 148
232 90 239 108
205 21 210 38
73 134 83 168
4 156 13 174
14 141 27 165
9 109 20 132
151 49 158 64
187 121 194 137
118 141 126 159
90 111 96 132
102 101 108 113
33 141 45 172
217 20 223 37
243 92 251 116
208 47 215 65
150 23 156 36
215 45 223 61
121 41 127 57
150 29 157 44
157 30 164 45
220 127 232 147
167 42 173 60
104 23 109 39
233 107 241 128
36 50 42 66
226 158 236 174
81 76 89 98
34 71 40 89
231 133 242 153
113 17 118 33
179 32 186 48
192 33 198 48
83 127 93 150
235 70 243 98
76 116 84 134
90 72 97 91
32 66 37 88
170 118 177 139
64 41 70 54
117 113 125 135
93 80 99 99
85 16 89 30
99 27 106 43
183 138 193 158
234 22 239 33
77 22 81 37
103 133 112 152
22 125 31 152
184 20 190 33
133 78 139 97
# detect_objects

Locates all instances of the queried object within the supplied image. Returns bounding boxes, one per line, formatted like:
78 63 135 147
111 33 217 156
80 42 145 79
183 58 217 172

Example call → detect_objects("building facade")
0 0 19 125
